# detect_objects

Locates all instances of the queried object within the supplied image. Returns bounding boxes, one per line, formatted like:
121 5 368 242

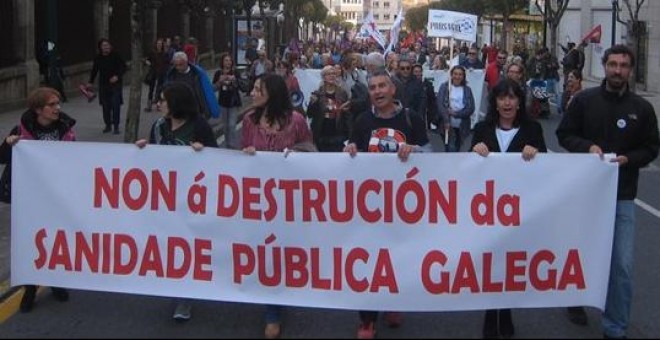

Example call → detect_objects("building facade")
558 0 660 92
0 0 234 111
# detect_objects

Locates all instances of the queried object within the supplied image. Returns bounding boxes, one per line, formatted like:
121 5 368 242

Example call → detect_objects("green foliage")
405 5 429 32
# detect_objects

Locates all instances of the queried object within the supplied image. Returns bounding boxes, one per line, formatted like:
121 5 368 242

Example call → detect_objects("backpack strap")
404 108 412 130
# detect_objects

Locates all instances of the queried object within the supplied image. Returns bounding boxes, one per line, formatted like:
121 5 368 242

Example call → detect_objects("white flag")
385 9 404 53
360 11 387 49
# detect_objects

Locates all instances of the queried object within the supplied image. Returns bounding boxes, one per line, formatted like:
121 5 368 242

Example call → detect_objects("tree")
535 0 570 59
405 5 429 33
615 0 648 89
124 0 216 143
485 0 528 52
125 1 147 143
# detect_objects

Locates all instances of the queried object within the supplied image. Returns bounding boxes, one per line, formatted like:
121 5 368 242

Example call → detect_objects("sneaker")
357 322 376 339
384 311 402 328
567 306 588 326
20 285 37 313
172 302 191 322
51 287 69 302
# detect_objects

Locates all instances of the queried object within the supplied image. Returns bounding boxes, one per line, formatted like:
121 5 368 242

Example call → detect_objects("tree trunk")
125 1 144 143
549 23 558 59
502 17 509 52
621 20 638 92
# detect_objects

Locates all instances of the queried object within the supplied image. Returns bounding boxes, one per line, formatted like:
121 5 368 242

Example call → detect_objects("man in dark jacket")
556 44 659 339
396 59 426 118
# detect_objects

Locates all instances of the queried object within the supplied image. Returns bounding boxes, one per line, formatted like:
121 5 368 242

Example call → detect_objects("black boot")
51 287 69 302
498 309 515 338
483 309 498 339
20 285 37 313
567 306 588 326
103 125 111 133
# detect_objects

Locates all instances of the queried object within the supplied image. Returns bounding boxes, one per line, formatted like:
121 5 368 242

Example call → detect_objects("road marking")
0 285 23 324
635 198 660 219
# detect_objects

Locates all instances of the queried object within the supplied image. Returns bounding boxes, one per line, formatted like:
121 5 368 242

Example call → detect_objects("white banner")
427 9 478 42
12 141 618 311
294 69 487 128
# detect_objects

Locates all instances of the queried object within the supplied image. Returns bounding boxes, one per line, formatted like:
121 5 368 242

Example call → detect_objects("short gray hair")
172 51 188 62
365 52 385 68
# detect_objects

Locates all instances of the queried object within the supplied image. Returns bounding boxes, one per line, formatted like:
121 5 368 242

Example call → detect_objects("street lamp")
276 3 285 45
611 0 618 45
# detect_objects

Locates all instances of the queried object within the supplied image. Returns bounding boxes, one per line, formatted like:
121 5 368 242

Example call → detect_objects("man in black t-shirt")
343 69 432 338
344 70 431 160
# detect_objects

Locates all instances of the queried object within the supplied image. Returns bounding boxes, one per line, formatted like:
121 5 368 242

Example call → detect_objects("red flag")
581 24 602 44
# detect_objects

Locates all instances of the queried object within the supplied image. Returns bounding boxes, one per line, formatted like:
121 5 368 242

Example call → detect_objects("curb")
0 283 23 324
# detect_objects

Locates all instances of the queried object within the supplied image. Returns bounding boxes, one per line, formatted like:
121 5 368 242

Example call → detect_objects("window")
384 14 390 20
383 1 390 8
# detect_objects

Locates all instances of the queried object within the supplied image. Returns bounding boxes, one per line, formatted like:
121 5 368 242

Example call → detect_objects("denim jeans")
446 127 463 152
602 200 635 338
221 106 240 150
101 87 122 129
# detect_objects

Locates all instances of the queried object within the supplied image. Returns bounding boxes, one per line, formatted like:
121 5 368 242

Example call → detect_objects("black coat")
471 119 547 153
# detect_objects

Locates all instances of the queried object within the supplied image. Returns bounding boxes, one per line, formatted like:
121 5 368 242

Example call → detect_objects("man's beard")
607 75 627 90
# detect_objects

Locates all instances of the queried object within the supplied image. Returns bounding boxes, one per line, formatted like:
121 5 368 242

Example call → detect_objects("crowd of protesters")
1 29 657 340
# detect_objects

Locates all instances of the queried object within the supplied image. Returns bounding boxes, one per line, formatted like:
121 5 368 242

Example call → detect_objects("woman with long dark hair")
240 73 313 339
213 52 242 149
471 79 547 338
135 82 218 322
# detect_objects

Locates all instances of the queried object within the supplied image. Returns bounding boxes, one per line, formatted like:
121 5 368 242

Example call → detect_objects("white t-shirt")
449 85 465 128
496 127 519 152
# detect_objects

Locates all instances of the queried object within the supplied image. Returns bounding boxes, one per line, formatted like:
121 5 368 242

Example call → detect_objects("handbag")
0 164 11 204
143 68 155 85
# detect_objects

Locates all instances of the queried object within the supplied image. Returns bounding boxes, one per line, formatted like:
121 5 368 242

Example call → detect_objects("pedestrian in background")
560 69 583 114
87 38 126 134
437 65 475 152
165 51 219 120
144 38 170 112
556 44 660 339
213 52 242 149
0 87 75 312
307 65 351 152
471 79 547 338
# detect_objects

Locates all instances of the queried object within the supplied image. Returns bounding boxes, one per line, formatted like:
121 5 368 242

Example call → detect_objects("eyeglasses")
45 101 61 108
606 62 631 70
468 52 477 55
400 66 411 71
